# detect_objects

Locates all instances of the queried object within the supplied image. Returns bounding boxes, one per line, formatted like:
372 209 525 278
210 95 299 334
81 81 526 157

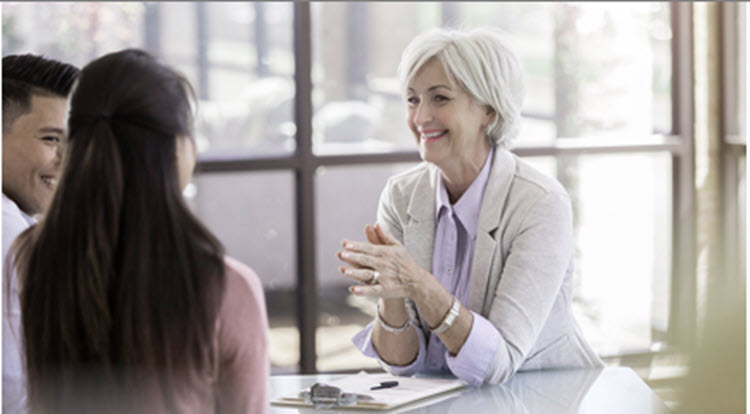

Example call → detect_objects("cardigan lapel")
403 165 438 274
468 148 516 313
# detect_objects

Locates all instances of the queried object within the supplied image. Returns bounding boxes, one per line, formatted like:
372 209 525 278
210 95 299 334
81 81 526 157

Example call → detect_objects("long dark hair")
16 49 226 413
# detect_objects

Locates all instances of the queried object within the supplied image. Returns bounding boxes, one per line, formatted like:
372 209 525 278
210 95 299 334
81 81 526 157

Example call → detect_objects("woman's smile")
420 129 448 143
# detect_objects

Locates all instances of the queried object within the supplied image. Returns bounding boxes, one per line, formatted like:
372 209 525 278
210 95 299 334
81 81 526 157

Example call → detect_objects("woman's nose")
413 102 432 126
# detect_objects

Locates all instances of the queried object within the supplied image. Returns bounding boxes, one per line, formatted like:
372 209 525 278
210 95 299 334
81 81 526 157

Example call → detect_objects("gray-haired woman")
337 27 602 386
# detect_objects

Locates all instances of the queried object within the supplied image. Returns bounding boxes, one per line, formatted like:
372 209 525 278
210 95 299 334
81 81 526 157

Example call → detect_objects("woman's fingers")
339 266 377 285
341 239 384 257
349 283 384 296
337 249 380 270
335 226 413 299
336 250 366 269
364 224 384 245
374 223 399 246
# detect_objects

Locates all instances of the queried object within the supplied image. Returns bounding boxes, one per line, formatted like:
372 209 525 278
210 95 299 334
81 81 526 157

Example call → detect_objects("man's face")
2 94 67 215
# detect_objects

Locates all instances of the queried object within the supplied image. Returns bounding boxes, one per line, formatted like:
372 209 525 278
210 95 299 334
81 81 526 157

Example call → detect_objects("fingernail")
345 243 354 249
342 252 350 259
351 286 361 294
344 269 353 276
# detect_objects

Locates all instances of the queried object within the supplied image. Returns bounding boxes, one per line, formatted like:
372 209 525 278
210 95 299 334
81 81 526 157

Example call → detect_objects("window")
308 2 679 368
3 2 702 373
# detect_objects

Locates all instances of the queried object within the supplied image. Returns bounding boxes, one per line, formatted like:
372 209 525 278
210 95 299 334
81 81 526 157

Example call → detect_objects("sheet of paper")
273 371 467 410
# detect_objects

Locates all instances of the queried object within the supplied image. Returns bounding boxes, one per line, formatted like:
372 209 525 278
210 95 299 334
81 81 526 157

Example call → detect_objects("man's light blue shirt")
3 193 35 414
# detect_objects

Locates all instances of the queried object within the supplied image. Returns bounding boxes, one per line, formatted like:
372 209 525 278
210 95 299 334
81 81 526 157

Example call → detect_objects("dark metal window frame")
191 3 697 373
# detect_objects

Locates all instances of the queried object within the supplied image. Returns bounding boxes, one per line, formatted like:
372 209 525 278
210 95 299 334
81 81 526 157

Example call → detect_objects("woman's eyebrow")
428 84 452 92
407 84 453 93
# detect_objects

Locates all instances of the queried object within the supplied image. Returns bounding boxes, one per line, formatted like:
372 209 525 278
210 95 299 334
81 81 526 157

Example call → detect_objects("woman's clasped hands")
337 223 426 300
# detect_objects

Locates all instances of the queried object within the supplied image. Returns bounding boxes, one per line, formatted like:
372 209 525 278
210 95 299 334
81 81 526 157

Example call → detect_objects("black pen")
370 381 399 390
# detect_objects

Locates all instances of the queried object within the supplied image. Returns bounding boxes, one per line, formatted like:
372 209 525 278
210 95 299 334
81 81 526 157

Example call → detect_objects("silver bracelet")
430 296 460 335
376 301 412 334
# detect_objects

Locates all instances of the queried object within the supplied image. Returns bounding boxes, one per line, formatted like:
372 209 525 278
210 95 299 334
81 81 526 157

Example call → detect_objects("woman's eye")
41 136 60 143
434 95 450 102
406 96 419 105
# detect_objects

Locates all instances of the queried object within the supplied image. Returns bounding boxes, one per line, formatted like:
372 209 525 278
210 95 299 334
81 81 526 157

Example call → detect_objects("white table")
269 367 671 413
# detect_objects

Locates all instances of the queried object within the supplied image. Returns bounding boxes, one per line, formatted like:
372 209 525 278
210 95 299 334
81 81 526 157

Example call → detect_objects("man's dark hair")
2 54 79 132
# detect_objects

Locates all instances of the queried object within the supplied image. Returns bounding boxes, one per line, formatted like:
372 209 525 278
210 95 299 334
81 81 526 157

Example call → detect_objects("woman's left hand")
337 223 426 299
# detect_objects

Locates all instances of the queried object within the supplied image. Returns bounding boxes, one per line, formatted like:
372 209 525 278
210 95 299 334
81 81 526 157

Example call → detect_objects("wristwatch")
430 296 460 335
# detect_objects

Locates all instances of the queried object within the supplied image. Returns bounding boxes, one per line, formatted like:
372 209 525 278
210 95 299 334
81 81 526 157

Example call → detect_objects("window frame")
186 2 697 373
719 2 746 302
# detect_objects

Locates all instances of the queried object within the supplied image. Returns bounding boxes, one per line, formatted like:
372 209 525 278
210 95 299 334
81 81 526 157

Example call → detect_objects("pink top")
120 256 270 413
10 256 270 414
213 256 270 413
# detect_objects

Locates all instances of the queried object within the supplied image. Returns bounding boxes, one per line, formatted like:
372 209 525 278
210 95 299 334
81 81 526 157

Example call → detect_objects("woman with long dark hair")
10 49 268 413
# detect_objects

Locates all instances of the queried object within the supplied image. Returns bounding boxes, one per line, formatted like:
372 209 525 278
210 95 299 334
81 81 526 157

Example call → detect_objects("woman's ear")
483 105 497 129
175 135 197 191
485 105 496 121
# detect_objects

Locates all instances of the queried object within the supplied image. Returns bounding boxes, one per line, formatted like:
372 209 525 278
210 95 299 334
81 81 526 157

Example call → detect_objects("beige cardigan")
376 147 602 384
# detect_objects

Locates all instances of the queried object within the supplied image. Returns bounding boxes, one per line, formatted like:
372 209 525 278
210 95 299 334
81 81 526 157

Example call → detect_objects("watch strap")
430 296 460 335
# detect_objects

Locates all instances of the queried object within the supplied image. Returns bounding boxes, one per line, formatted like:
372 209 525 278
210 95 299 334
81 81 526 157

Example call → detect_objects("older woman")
337 28 602 386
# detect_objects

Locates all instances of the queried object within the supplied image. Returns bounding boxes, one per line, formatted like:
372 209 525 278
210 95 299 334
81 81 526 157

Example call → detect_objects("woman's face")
175 135 196 190
405 58 493 170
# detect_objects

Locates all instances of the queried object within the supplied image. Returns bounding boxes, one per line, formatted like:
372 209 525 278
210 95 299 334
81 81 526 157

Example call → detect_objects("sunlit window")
309 2 674 369
3 1 688 373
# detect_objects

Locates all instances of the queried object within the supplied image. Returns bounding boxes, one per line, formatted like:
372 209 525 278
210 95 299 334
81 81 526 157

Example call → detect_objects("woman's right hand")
336 224 428 301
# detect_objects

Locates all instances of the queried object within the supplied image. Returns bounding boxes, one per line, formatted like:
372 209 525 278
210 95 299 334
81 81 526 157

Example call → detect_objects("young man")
2 54 78 414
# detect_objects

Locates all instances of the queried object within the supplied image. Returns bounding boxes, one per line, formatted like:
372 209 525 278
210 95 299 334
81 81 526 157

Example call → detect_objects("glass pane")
461 2 672 142
185 171 298 372
2 3 145 65
2 2 296 157
458 2 555 126
522 153 673 355
314 163 420 371
195 2 295 157
311 2 442 154
309 2 672 154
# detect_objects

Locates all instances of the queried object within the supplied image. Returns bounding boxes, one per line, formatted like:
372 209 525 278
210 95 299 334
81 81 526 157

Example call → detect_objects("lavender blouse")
352 148 500 386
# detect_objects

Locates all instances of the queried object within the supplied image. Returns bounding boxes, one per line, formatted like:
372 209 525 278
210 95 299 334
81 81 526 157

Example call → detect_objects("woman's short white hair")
398 27 525 148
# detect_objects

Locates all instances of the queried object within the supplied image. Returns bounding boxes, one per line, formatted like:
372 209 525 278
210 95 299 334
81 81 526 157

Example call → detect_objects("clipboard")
271 371 467 410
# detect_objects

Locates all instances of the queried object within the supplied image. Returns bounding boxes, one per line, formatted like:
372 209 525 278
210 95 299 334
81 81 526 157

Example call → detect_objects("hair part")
2 54 79 132
398 27 525 148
